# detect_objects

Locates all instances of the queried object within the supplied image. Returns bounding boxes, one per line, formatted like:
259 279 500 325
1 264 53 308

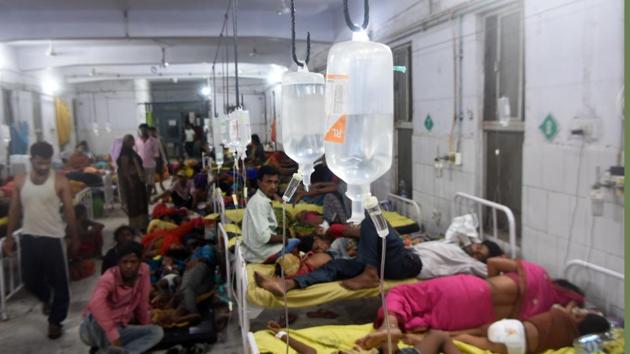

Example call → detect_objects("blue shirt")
191 244 214 266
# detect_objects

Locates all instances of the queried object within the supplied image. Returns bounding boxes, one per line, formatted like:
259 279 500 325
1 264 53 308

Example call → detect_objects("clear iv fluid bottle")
282 67 326 191
324 31 394 223
212 118 224 167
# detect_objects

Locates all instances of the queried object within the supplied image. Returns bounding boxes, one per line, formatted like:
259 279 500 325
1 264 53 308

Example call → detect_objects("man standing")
80 241 163 354
2 141 79 339
135 124 160 197
148 127 168 193
241 165 300 264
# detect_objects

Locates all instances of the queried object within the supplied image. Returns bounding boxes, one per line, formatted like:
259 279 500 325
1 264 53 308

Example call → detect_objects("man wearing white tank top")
2 141 79 340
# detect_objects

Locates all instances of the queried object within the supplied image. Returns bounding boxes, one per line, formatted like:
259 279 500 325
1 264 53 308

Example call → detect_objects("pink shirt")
135 136 159 168
86 263 151 342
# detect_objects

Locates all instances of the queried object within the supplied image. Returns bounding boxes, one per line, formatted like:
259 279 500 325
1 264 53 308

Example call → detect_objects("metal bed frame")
0 187 94 320
385 193 423 225
564 259 624 316
452 192 518 258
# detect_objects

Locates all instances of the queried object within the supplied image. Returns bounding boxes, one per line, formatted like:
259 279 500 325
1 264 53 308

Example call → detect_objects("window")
393 44 412 122
483 9 523 124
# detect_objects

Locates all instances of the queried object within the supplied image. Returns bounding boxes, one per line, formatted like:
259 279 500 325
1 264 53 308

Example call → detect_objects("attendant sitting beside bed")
241 165 300 264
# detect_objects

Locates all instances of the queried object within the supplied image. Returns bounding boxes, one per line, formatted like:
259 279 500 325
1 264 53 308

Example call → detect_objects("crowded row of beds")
210 189 624 354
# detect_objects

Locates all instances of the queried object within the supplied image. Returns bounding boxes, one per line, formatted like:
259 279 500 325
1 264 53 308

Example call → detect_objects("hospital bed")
245 260 625 354
0 187 94 320
231 194 424 352
239 192 522 353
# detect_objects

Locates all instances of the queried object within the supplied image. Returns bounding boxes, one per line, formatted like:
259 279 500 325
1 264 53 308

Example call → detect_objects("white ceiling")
0 0 341 86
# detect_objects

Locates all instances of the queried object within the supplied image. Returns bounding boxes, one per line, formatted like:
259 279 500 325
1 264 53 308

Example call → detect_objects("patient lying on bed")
355 258 586 350
451 302 610 354
255 214 423 296
273 230 357 280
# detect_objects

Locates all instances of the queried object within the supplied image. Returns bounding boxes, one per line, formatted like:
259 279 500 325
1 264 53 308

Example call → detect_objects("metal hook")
290 0 310 67
343 0 369 32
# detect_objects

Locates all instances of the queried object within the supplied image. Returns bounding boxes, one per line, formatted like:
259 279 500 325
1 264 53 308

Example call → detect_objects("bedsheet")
246 263 418 308
254 323 579 354
222 206 416 229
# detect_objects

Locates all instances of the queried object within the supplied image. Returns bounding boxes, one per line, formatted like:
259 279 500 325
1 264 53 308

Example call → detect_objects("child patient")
450 302 610 354
272 227 356 280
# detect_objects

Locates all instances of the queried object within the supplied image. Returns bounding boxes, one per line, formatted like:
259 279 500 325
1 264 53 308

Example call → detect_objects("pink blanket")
375 275 495 331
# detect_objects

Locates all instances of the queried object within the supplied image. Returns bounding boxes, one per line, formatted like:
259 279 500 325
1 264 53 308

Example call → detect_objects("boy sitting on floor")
102 225 137 274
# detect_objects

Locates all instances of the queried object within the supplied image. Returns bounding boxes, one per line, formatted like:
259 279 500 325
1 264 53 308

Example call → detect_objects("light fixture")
161 47 169 68
172 77 179 83
200 86 211 96
41 78 60 95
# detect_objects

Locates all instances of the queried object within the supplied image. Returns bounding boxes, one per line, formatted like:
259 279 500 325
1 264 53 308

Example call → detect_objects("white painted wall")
520 0 624 317
72 80 139 156
346 0 624 317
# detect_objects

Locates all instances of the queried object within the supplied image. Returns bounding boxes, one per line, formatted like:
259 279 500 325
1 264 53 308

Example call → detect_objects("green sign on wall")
539 113 558 141
424 114 434 132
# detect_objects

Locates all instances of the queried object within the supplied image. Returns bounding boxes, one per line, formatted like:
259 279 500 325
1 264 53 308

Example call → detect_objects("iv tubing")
281 201 290 354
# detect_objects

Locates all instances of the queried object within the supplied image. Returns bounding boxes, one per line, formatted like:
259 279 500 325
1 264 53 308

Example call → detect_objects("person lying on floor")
72 204 105 259
80 242 163 354
354 258 586 350
152 170 196 209
174 235 215 320
266 320 462 354
242 165 300 264
451 302 610 354
255 213 423 296
102 225 137 274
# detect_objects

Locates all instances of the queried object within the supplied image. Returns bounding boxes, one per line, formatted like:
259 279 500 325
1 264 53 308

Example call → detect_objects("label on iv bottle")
324 115 347 144
325 74 348 116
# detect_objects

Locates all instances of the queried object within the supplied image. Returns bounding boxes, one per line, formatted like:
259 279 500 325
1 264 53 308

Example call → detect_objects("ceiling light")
200 86 211 96
161 47 169 68
41 78 60 95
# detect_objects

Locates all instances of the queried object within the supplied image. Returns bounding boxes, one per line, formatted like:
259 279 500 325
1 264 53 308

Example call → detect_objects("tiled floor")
0 208 381 353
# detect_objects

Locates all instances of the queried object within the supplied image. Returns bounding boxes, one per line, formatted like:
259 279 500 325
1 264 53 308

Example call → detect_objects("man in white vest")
2 141 79 339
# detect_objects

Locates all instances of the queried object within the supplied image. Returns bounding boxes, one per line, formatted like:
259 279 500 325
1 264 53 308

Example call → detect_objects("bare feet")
254 271 286 297
341 266 380 290
355 327 403 350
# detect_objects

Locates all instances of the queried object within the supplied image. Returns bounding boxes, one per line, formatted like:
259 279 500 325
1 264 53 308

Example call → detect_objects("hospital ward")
0 0 625 353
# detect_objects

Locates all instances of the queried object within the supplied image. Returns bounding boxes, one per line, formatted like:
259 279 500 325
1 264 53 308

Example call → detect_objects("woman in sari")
117 134 149 232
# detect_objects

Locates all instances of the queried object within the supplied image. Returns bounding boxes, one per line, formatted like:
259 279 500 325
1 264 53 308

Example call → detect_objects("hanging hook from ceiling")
343 0 369 32
290 0 310 68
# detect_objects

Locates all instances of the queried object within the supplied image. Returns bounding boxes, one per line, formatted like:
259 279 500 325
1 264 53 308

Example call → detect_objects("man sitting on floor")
80 242 163 354
241 165 300 264
255 213 423 296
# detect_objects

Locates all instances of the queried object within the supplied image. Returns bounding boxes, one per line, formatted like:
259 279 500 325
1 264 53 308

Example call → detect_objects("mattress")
246 263 418 308
254 323 579 354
